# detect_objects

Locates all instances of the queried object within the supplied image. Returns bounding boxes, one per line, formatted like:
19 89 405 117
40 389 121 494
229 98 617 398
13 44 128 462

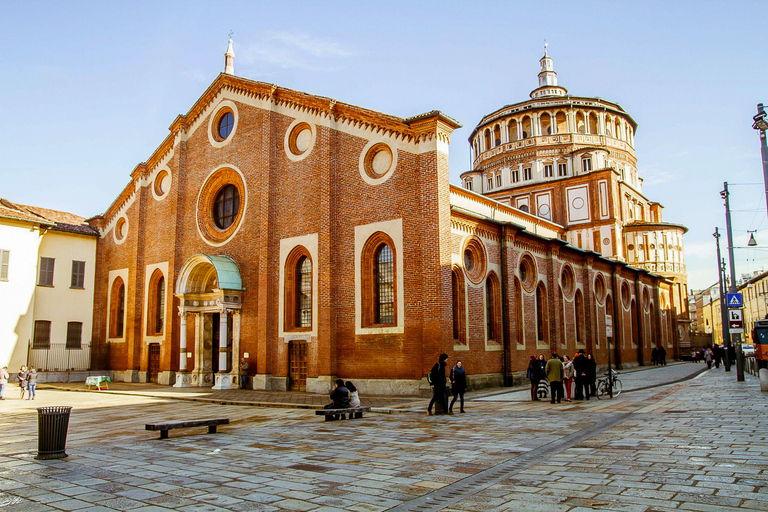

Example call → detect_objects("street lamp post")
714 228 731 371
721 183 745 381
752 103 768 220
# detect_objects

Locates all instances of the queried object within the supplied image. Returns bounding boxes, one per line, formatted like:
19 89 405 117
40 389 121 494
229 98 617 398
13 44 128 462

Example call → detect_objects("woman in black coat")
449 361 467 413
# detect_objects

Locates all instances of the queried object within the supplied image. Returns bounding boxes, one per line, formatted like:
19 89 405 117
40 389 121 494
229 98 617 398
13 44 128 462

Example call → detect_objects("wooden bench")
315 407 371 421
145 418 229 439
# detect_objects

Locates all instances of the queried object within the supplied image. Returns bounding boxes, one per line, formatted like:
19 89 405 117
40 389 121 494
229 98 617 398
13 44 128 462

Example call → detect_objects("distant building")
0 199 98 375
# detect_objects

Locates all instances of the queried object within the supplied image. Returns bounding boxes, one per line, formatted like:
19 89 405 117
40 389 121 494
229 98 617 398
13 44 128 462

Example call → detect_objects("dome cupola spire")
530 42 568 99
224 32 235 75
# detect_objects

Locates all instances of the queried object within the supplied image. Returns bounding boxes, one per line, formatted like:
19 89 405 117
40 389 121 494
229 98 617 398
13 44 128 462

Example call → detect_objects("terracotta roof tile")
0 199 99 236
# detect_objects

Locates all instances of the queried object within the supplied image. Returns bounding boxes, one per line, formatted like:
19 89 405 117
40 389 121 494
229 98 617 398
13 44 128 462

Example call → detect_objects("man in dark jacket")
427 353 450 415
324 379 350 409
573 350 589 400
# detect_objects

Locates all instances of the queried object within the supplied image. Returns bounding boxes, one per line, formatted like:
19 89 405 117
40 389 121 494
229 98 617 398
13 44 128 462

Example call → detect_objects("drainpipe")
501 224 511 386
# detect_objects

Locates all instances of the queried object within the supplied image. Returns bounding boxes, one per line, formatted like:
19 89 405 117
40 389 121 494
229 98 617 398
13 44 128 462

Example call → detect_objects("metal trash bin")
36 406 72 460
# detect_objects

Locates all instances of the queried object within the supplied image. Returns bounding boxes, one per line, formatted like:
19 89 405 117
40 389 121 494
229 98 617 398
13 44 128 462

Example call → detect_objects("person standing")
427 353 450 415
573 350 589 400
651 346 659 366
18 365 28 400
545 354 564 404
527 356 540 401
586 354 598 398
705 346 713 369
449 360 467 413
239 358 249 389
562 355 574 402
26 366 37 400
659 345 667 366
714 345 722 369
0 366 8 400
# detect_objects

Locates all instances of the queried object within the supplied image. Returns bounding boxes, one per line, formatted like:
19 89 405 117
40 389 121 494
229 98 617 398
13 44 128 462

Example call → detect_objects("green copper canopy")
206 255 243 291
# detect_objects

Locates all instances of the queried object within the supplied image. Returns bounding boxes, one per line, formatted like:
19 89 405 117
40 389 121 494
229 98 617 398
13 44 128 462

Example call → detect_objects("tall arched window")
147 270 165 335
536 282 547 343
509 120 518 142
452 267 467 345
514 277 523 346
110 277 125 338
575 290 584 345
362 232 397 327
486 273 501 343
285 246 312 331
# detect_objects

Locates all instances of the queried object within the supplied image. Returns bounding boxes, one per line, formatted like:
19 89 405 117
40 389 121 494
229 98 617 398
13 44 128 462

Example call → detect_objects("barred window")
71 260 85 289
34 320 51 349
38 257 55 286
110 277 125 338
147 271 165 335
213 184 240 230
375 244 394 324
66 322 82 349
297 257 312 328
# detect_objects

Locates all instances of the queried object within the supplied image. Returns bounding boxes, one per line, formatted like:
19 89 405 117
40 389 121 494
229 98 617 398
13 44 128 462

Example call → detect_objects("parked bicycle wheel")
612 379 622 397
596 379 608 399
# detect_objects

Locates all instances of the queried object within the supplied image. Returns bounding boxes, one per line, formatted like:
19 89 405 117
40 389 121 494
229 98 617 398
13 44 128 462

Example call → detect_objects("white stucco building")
0 199 98 378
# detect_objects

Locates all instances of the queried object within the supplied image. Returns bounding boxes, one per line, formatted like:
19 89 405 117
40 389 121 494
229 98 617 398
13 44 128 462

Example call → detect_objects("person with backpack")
427 353 450 415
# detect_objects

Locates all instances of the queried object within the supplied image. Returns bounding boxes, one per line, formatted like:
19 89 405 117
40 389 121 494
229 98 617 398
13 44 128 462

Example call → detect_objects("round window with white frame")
359 140 397 185
152 168 172 200
207 100 239 148
113 215 128 245
284 120 316 162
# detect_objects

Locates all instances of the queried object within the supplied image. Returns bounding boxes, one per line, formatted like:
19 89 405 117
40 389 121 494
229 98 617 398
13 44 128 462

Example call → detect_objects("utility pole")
714 228 731 371
721 182 745 381
752 103 768 220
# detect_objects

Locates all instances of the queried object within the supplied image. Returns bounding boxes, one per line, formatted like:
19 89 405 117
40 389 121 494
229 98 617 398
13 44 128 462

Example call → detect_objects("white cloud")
239 31 357 72
641 165 678 186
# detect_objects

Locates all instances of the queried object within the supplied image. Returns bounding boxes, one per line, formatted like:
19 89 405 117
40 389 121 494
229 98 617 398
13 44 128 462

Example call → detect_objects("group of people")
324 380 361 409
650 346 667 366
692 345 724 369
0 365 37 400
426 353 467 415
528 350 596 403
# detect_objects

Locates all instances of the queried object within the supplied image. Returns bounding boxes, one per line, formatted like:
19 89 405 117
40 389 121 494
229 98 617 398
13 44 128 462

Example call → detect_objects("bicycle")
596 369 622 399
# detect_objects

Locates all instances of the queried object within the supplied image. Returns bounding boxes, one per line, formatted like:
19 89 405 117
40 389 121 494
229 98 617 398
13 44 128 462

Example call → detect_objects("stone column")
229 310 242 388
213 309 233 390
173 309 196 387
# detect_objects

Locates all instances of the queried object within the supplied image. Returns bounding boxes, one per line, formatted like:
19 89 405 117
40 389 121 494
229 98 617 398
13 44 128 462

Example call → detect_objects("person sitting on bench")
324 379 350 409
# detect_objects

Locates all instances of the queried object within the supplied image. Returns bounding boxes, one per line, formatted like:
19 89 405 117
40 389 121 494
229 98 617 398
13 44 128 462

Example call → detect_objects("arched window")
452 267 467 345
362 232 397 327
575 290 584 345
285 247 312 331
540 113 552 135
147 270 165 335
486 273 501 342
555 112 567 133
588 113 598 134
522 116 532 139
536 282 547 343
514 277 523 346
484 129 491 151
493 125 501 146
110 277 125 338
509 120 518 141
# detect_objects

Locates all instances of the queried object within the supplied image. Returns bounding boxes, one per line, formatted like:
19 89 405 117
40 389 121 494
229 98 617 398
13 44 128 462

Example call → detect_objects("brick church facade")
87 41 682 394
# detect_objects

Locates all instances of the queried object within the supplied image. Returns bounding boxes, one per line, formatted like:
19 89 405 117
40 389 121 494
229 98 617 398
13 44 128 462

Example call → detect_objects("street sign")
728 309 743 331
727 292 743 308
605 314 613 337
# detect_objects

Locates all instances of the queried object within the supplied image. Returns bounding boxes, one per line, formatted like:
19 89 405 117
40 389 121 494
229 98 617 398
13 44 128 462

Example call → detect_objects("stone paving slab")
0 365 766 511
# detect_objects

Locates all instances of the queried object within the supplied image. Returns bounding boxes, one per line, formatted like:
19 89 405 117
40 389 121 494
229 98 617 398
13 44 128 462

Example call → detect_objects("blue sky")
2 0 767 290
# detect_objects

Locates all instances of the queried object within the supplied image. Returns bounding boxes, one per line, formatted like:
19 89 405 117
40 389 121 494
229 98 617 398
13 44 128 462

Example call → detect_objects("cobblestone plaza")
1 364 766 511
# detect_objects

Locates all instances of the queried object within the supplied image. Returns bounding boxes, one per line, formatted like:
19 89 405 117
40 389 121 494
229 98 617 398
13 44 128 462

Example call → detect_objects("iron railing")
27 342 92 371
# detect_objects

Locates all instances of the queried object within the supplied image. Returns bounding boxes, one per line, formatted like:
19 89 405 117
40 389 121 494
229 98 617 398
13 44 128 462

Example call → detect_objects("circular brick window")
153 169 171 200
284 120 315 161
561 264 575 299
462 236 487 284
196 167 247 246
207 100 239 148
113 216 128 244
359 140 398 185
594 273 606 304
519 254 537 292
